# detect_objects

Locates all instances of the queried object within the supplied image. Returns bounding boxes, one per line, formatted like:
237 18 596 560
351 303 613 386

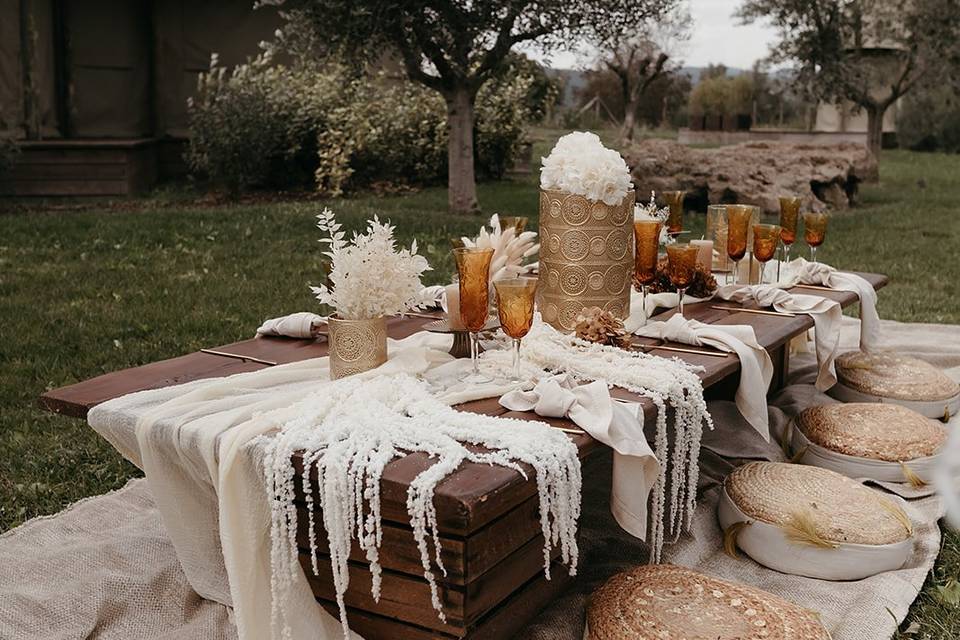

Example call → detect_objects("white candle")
690 239 713 275
444 283 465 330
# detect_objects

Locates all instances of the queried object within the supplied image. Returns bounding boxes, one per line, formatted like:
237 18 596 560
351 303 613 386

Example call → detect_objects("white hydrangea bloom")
540 131 633 206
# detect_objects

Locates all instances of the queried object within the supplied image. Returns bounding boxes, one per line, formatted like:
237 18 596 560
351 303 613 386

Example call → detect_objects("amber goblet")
777 196 801 279
494 278 538 383
661 190 686 234
633 219 663 327
454 247 494 383
802 212 829 263
752 224 781 284
498 216 529 235
725 205 755 285
666 243 699 318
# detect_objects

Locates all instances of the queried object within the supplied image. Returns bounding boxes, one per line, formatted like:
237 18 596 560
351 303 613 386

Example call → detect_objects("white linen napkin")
716 283 843 391
499 374 659 540
631 315 773 440
781 257 881 351
255 312 326 339
624 291 713 331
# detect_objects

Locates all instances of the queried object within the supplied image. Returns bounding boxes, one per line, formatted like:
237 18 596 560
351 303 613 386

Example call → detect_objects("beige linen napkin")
256 312 326 339
499 374 659 540
716 283 842 391
625 291 712 328
631 314 773 440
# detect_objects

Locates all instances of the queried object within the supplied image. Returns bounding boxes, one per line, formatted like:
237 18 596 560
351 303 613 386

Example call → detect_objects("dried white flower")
310 208 432 319
540 131 633 206
634 191 674 246
461 214 539 284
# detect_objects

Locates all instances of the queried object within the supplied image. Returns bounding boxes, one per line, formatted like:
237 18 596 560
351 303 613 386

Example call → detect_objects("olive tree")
263 0 678 213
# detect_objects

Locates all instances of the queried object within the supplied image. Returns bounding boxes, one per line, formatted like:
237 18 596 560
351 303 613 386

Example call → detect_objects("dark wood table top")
39 272 887 533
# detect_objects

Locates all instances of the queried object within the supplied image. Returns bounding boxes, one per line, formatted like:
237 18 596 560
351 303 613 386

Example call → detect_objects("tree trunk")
621 101 638 141
865 105 884 164
445 86 479 214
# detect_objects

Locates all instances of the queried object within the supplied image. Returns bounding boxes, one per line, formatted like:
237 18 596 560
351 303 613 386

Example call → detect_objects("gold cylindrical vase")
538 189 636 331
327 315 388 379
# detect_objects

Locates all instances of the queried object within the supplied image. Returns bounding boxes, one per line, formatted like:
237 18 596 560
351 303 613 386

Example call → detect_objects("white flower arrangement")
540 131 633 206
634 191 675 246
310 208 432 319
460 213 539 284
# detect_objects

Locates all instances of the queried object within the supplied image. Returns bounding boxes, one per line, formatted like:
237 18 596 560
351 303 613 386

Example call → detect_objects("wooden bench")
39 274 887 639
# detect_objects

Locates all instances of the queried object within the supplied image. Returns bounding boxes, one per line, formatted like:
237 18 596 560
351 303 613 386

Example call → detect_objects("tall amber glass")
454 247 494 383
725 205 754 285
498 216 529 235
666 243 699 318
752 224 781 284
778 196 801 280
661 190 686 234
633 219 663 327
494 278 538 383
802 212 829 263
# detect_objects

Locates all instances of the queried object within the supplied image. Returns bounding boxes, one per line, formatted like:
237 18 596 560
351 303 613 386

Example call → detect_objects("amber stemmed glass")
777 196 801 280
498 216 529 235
725 205 755 285
661 190 686 235
633 219 663 327
666 243 699 318
802 212 829 263
752 224 781 284
453 247 494 383
494 278 538 383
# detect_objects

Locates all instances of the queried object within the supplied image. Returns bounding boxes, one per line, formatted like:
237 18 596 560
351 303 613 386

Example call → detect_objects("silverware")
792 284 834 292
710 306 796 318
557 426 586 435
635 343 731 358
200 349 277 366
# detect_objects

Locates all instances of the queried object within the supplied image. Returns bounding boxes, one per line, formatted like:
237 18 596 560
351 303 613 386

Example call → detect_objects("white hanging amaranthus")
264 374 581 639
520 319 713 562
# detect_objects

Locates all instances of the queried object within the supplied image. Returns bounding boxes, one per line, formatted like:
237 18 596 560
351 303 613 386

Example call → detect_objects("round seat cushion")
718 462 913 580
830 351 960 419
586 564 828 640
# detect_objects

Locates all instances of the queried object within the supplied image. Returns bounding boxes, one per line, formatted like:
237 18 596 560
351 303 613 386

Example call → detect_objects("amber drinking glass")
633 219 663 327
777 196 801 280
494 278 538 383
666 243 699 318
661 190 686 234
802 212 829 263
498 216 529 235
752 224 781 284
454 247 494 383
725 205 755 285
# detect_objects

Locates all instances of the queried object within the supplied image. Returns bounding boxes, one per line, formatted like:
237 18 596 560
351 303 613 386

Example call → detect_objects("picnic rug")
1 318 958 640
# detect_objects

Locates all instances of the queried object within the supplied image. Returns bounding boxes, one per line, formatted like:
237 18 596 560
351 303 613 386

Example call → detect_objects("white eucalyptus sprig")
310 208 432 320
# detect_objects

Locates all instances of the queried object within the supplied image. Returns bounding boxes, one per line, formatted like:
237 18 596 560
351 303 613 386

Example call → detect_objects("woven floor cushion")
790 403 947 484
829 351 960 420
718 462 913 580
585 563 829 640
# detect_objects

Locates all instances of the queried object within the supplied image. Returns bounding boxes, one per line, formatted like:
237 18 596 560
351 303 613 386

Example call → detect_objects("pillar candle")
444 283 465 330
690 239 713 275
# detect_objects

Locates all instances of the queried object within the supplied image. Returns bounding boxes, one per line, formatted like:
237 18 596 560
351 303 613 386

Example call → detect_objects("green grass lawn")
1 146 958 637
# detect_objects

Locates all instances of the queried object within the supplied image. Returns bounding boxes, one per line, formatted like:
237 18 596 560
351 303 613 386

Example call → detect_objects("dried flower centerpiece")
310 207 431 378
638 255 718 300
574 306 631 349
460 213 539 285
538 132 636 331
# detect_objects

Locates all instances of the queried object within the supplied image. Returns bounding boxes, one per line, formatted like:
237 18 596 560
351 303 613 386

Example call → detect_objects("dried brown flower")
634 255 718 299
574 306 632 349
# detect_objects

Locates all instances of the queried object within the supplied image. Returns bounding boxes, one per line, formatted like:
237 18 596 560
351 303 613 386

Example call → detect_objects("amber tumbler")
802 212 829 263
661 190 686 234
494 277 538 383
454 247 494 383
666 243 699 318
725 205 755 285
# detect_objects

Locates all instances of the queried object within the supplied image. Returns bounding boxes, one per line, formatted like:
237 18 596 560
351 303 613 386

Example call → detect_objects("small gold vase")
327 315 388 379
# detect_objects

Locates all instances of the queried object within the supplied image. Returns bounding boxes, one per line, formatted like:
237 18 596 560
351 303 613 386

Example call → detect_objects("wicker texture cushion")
836 351 959 401
797 403 946 462
586 564 828 640
725 462 911 545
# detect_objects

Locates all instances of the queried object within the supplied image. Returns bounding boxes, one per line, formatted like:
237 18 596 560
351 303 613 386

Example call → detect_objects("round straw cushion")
718 462 913 580
830 351 960 419
586 564 828 640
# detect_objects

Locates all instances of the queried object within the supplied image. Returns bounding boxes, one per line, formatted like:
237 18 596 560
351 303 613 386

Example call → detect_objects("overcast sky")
533 0 780 71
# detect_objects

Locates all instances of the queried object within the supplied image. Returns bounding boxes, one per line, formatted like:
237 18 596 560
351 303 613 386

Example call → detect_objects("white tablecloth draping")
715 283 843 391
629 315 774 440
500 375 658 539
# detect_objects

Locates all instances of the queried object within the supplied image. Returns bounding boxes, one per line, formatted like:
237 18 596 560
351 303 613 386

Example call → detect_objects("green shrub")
898 85 960 153
186 52 547 194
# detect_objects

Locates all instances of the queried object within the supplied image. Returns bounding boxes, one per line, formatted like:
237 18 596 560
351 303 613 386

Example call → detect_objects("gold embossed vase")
327 315 388 379
538 189 636 331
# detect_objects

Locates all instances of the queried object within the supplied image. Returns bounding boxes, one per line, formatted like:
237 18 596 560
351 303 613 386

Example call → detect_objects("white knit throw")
263 373 581 639
520 320 713 562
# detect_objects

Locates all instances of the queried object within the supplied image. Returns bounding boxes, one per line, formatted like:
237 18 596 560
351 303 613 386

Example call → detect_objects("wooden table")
39 274 887 639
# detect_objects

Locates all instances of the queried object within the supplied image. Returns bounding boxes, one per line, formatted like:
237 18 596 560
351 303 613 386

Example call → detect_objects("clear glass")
778 196 801 280
666 243 699 318
453 247 494 383
725 205 755 285
752 223 781 284
661 190 686 234
706 204 730 273
494 278 538 383
633 219 663 327
802 212 829 263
